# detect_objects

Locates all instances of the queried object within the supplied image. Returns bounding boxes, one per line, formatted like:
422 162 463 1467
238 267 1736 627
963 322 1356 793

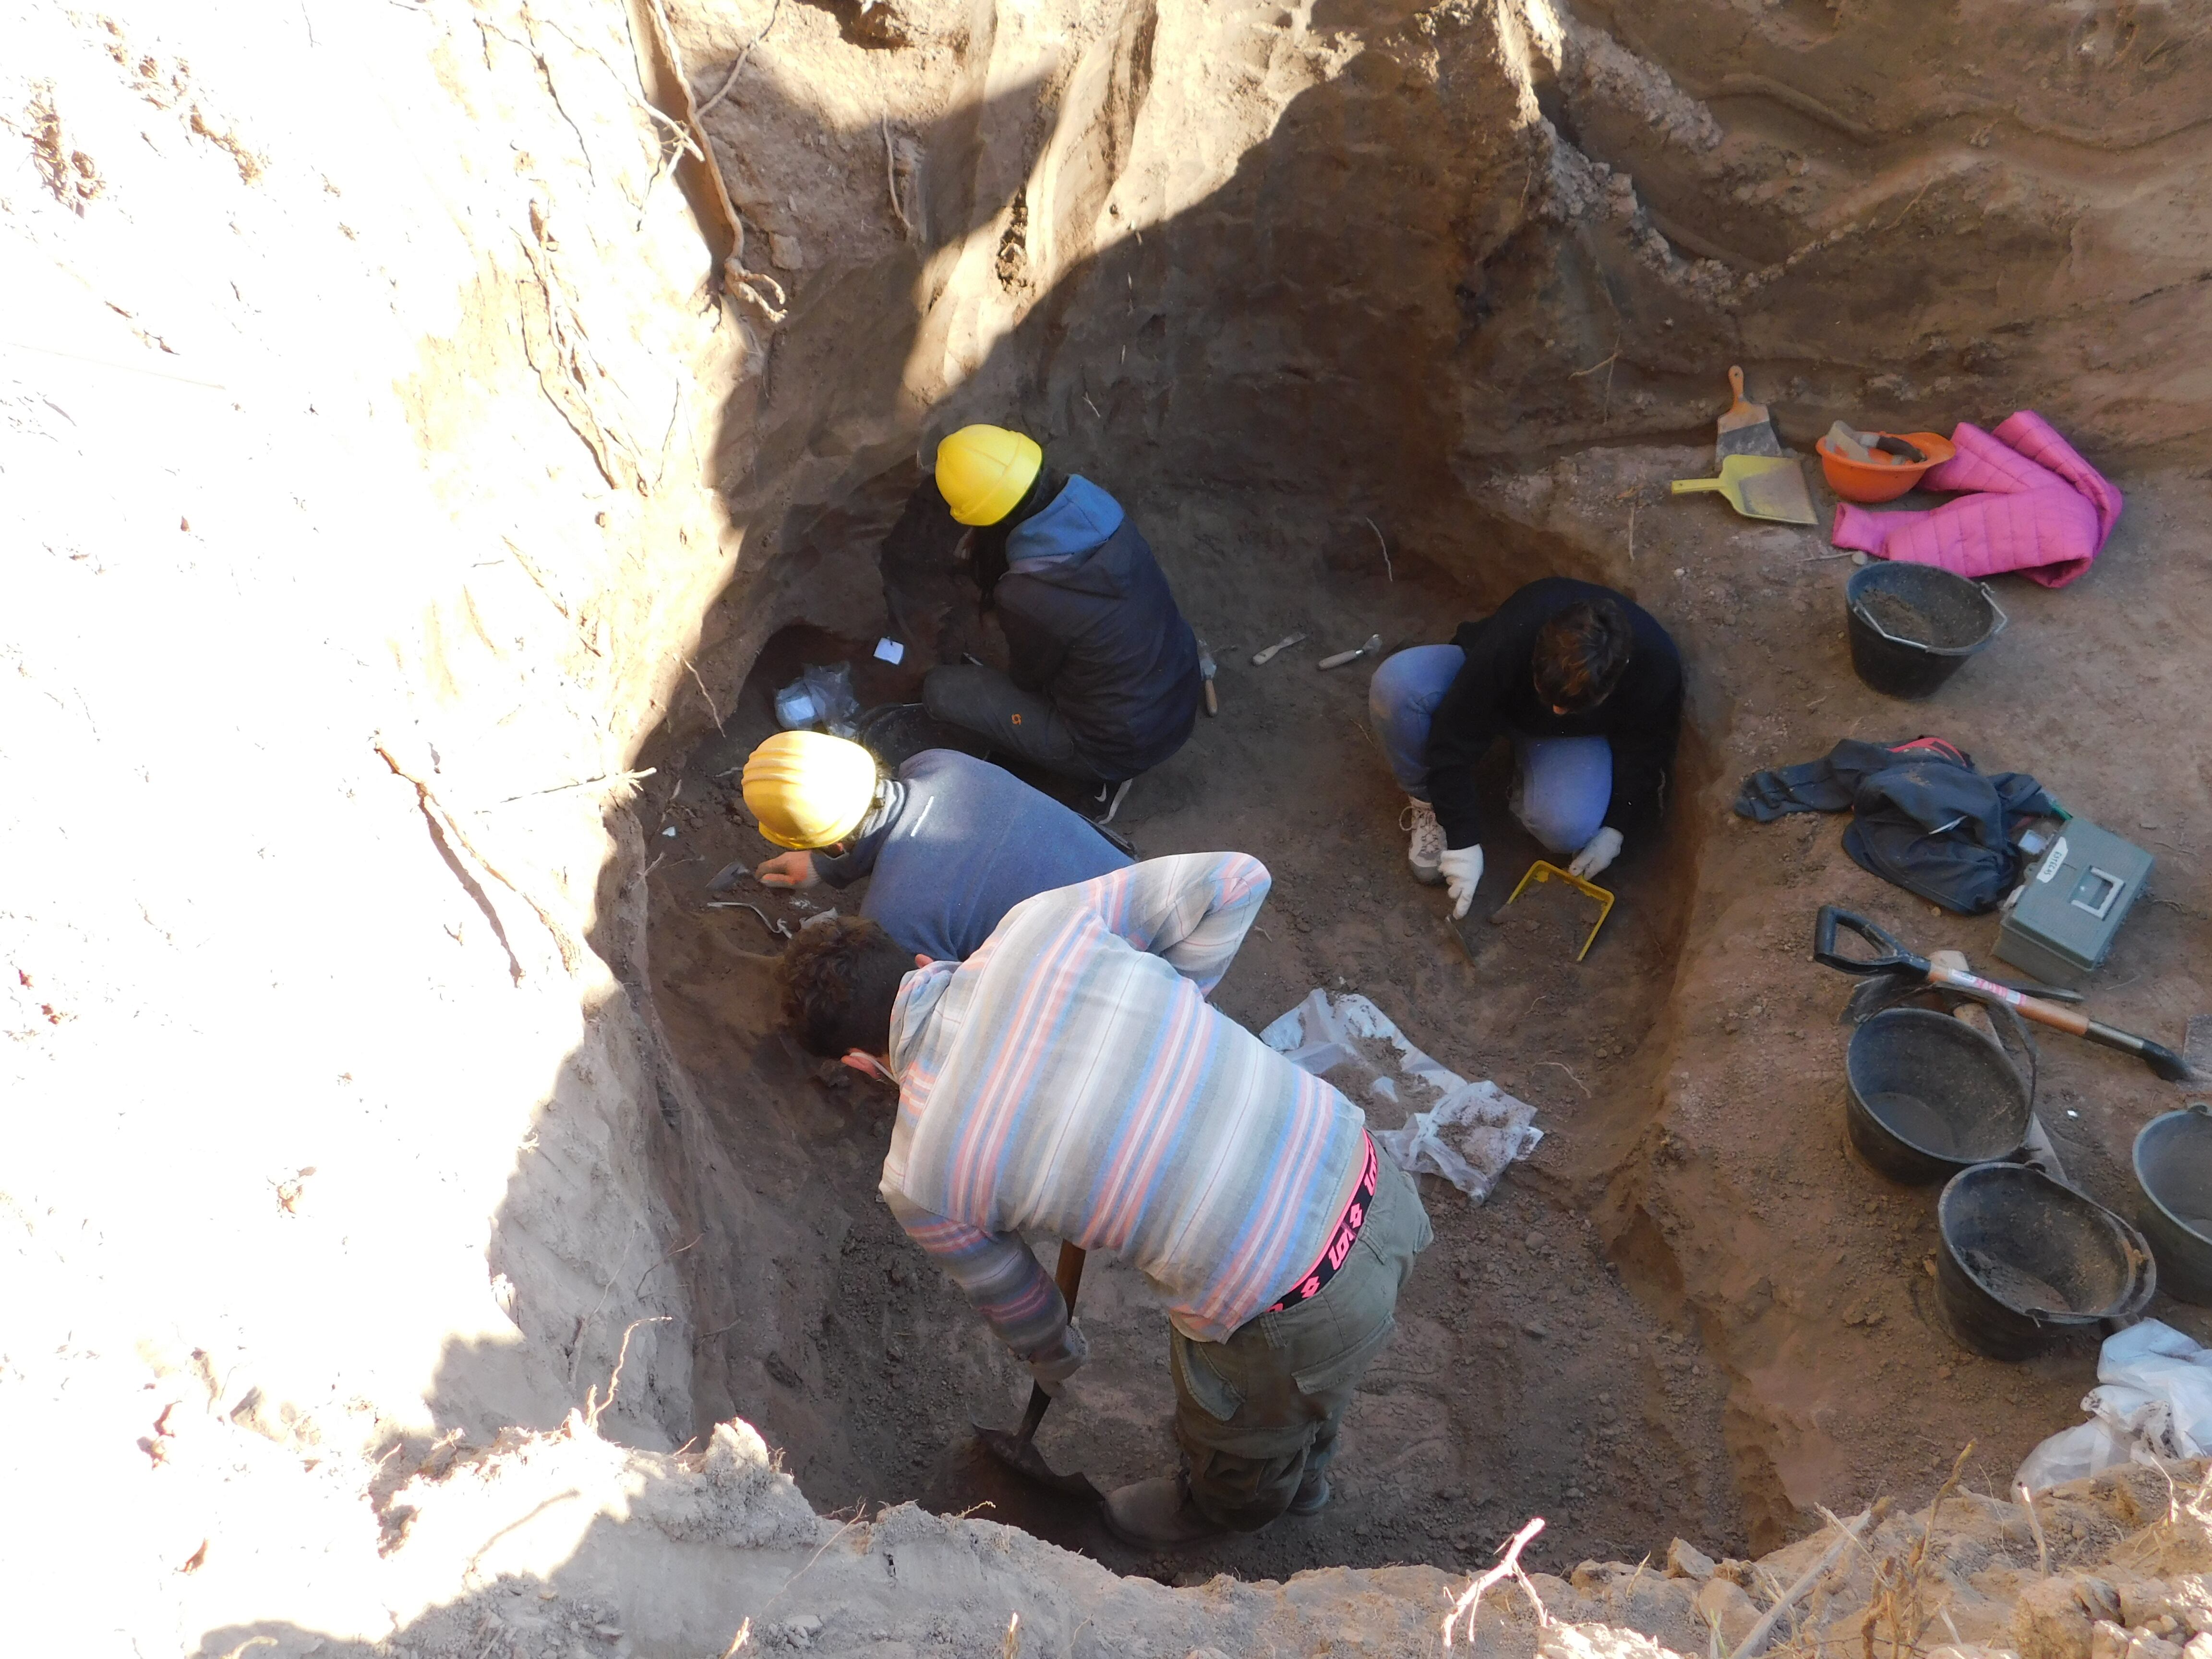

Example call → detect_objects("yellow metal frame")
1501 861 1616 962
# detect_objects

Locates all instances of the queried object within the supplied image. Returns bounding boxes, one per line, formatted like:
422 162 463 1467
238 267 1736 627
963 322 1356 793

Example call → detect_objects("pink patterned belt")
1265 1133 1380 1314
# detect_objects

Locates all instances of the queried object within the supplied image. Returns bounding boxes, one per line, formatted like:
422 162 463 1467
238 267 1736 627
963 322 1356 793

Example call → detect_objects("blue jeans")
1367 643 1612 855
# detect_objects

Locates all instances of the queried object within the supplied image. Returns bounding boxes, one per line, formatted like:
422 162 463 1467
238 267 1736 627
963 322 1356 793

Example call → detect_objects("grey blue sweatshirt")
810 749 1132 960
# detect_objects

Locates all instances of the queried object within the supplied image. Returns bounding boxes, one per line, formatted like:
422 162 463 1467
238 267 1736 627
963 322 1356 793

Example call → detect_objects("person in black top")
917 424 1202 801
1365 577 1683 918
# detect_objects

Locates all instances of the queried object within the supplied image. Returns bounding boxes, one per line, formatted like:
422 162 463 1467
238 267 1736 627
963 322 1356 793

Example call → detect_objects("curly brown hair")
774 914 915 1058
1531 597 1634 712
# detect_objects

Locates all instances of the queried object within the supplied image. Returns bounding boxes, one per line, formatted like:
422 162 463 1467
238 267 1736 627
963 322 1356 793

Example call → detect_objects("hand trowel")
1716 365 1783 460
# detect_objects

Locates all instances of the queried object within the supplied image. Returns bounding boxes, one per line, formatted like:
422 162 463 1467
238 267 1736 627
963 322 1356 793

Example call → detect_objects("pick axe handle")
1927 965 2083 1034
1927 965 2187 1078
1013 1241 1089 1446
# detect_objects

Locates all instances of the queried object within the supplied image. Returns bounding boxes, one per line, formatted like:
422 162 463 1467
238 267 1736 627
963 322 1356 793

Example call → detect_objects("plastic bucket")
1936 1163 2155 1359
1845 1009 2031 1185
1845 563 2006 699
2133 1103 2212 1306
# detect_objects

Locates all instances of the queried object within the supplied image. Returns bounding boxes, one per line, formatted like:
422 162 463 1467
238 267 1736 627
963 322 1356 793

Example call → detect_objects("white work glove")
1026 1320 1089 1396
755 850 823 890
1568 827 1623 881
1438 844 1484 921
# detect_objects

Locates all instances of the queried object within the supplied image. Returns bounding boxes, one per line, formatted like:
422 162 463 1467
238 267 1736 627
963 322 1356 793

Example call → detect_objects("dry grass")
1850 1445 1973 1659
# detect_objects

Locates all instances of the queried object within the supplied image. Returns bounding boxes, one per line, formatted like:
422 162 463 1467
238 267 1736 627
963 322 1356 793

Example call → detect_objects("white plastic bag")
1261 989 1541 1202
2015 1320 2212 1492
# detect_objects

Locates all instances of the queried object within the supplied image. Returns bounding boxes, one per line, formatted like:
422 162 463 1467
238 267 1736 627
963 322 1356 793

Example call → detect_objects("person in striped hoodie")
774 852 1432 1548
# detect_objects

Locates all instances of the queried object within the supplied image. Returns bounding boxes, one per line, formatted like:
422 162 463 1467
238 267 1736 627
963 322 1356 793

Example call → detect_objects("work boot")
1287 1467 1331 1516
1102 1475 1228 1551
1401 798 1444 886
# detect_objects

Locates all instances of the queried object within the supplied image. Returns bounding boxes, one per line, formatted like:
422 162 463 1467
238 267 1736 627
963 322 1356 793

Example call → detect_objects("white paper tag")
873 637 906 664
2036 837 2068 884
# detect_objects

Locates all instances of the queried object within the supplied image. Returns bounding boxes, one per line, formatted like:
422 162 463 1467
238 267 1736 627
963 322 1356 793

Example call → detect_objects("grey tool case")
1995 817 2153 987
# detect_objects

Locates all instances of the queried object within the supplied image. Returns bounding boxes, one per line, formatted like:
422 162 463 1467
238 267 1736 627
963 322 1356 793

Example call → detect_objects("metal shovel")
971 1240 1101 1499
1813 907 2191 1082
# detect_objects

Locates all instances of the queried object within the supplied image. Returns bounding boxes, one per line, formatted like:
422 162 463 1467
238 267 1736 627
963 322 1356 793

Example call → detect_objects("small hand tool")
1318 634 1382 671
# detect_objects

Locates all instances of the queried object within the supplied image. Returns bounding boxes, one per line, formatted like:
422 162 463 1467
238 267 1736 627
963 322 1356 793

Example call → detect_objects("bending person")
741 732 1130 961
921 423 1202 792
774 854 1430 1548
1369 577 1683 918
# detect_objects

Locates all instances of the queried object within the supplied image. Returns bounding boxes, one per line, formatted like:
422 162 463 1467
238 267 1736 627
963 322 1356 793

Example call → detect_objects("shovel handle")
1925 967 2193 1081
1670 478 1726 495
1813 907 1925 976
1012 1242 1090 1446
1203 680 1218 716
1053 1239 1087 1307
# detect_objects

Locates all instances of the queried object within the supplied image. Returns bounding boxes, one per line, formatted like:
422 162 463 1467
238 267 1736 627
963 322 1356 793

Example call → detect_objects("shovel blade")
972 1422 1103 1500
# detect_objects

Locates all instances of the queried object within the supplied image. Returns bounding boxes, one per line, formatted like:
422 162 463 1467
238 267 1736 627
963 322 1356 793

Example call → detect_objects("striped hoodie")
878 853 1369 1355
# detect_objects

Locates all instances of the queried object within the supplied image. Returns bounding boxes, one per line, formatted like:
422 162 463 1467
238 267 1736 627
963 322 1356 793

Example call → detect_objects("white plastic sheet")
1261 989 1541 1202
2015 1319 2212 1492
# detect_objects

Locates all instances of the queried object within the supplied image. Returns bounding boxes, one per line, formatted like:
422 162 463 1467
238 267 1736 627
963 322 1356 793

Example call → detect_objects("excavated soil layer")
640 457 2212 1582
614 0 2212 1583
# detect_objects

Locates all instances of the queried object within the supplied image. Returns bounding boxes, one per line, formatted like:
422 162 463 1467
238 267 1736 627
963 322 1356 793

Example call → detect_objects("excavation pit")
19 0 2212 1647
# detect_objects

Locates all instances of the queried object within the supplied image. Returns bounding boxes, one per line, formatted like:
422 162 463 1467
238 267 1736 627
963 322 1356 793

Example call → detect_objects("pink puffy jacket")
1828 411 2123 589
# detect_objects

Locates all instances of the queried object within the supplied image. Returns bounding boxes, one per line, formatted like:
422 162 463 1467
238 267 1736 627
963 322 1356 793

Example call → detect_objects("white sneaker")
1401 798 1445 885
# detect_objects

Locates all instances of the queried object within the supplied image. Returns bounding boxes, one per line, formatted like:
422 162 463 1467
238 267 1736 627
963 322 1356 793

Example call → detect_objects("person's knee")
1521 794 1606 855
922 663 985 726
1367 648 1433 724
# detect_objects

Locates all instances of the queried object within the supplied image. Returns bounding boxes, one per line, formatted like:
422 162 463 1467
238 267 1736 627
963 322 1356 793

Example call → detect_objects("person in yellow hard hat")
740 731 1130 962
921 424 1201 805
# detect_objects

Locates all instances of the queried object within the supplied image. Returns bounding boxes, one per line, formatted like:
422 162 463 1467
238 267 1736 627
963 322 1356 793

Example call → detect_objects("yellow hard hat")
742 731 880 850
936 424 1043 526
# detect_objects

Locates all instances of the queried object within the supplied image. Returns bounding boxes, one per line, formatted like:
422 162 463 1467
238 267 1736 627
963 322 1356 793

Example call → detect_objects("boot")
1102 1474 1228 1550
1287 1467 1331 1516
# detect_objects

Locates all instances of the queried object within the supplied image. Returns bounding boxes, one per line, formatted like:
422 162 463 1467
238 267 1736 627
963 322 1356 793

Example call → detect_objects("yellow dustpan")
1670 454 1817 525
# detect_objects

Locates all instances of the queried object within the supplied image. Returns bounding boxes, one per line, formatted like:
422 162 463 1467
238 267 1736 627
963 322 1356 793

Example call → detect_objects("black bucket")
1845 563 2006 699
2133 1103 2212 1306
1845 1008 2032 1184
1936 1163 2156 1359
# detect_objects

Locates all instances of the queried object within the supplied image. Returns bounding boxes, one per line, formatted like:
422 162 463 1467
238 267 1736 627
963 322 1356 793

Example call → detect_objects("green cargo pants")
1168 1151 1432 1530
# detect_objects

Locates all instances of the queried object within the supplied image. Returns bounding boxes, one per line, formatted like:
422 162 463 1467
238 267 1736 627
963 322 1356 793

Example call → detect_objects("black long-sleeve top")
1426 578 1683 851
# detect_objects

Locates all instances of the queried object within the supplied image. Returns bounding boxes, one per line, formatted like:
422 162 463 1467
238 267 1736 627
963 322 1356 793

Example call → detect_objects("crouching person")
773 854 1431 1546
1370 577 1683 920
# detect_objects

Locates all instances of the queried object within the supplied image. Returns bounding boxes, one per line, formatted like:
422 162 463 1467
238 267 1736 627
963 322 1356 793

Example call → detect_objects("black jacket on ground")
995 485 1201 781
1427 577 1683 851
1735 736 2055 914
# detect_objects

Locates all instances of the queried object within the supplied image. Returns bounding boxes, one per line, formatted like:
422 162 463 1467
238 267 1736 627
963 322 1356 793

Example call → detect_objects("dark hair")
1531 598 1634 712
775 915 915 1058
969 464 1064 610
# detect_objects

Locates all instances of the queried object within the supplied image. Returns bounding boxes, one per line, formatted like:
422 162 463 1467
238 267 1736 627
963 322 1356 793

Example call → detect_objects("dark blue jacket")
996 478 1201 781
1426 578 1683 850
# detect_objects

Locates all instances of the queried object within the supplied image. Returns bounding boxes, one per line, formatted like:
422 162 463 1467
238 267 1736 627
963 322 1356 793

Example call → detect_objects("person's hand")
1027 1321 1089 1396
1437 844 1484 921
1569 827 1623 881
755 850 822 890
